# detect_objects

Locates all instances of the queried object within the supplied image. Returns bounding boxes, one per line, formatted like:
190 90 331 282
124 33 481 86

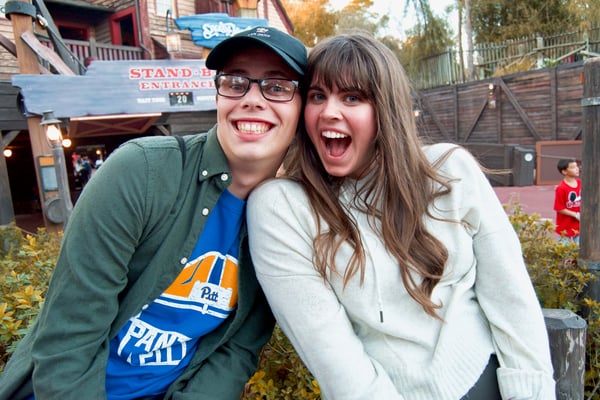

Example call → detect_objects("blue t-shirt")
104 189 245 399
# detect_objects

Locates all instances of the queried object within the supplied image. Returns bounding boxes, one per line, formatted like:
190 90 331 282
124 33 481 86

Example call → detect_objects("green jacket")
0 126 275 400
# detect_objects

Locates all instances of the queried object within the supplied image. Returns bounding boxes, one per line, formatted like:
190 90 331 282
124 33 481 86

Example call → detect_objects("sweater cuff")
497 367 555 399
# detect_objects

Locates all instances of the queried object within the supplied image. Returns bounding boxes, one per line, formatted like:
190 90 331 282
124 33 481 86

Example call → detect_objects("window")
156 0 174 17
110 7 139 47
57 24 89 41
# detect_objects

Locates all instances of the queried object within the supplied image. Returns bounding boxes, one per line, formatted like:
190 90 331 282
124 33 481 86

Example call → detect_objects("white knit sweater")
247 144 555 400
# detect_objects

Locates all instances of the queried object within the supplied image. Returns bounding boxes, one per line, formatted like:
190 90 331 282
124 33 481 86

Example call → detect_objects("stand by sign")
12 60 217 118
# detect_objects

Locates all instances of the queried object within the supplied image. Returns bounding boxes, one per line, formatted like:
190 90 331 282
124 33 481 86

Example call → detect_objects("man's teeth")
322 131 348 139
237 122 269 134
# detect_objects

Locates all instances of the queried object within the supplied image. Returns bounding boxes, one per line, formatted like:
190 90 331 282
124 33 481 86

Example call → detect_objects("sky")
329 0 457 40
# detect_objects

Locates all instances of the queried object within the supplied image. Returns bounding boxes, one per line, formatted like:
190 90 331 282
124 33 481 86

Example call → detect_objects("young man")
0 26 306 400
553 158 581 244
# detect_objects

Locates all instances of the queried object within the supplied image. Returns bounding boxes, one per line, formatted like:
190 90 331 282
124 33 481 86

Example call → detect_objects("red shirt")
553 179 581 237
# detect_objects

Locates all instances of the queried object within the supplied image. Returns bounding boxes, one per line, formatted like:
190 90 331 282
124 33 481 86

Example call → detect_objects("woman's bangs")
311 52 370 94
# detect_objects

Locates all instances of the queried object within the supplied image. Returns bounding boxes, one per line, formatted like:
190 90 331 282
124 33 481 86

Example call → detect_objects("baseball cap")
205 26 306 77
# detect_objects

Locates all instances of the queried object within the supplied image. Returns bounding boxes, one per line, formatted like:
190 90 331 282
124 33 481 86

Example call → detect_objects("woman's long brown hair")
285 32 454 318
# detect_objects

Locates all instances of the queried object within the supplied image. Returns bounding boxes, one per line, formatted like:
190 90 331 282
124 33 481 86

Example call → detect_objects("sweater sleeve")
247 180 403 400
444 147 555 399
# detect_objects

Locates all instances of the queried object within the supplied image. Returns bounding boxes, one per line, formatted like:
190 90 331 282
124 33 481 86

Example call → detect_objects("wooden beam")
1 130 21 148
550 68 558 140
580 58 600 270
32 0 81 74
20 31 76 76
0 131 17 225
0 33 17 57
497 79 543 141
463 92 489 143
8 0 61 231
417 93 453 141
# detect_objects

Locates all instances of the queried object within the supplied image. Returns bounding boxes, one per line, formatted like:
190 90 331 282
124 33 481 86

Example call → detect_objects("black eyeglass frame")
214 73 300 102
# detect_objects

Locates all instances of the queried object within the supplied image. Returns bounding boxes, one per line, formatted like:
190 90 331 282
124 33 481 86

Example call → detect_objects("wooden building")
0 0 294 225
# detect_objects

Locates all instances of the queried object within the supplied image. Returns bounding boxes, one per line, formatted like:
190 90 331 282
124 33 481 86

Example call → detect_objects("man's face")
215 45 302 174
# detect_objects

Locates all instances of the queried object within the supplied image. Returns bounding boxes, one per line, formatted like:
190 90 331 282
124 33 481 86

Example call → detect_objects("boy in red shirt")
553 158 581 244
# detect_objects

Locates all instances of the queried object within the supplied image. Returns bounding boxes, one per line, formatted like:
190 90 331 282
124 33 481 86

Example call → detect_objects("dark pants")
460 354 502 400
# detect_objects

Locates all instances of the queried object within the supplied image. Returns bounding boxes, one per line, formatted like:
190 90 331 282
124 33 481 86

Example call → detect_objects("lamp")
165 9 181 53
62 136 72 148
40 110 73 226
487 82 497 110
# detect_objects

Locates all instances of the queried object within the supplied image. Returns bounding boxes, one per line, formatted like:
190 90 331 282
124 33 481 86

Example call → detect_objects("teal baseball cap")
206 26 306 77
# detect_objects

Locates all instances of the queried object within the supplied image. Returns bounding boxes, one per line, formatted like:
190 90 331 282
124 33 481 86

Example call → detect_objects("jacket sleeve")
246 180 404 400
448 148 556 399
29 142 161 399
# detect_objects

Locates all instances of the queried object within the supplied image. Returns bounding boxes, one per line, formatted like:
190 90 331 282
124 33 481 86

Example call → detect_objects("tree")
471 0 580 44
282 0 397 51
334 0 380 36
398 13 454 84
463 0 475 80
566 0 600 31
282 0 337 47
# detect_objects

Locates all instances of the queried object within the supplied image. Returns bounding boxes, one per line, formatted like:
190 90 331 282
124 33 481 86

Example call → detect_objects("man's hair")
557 158 577 173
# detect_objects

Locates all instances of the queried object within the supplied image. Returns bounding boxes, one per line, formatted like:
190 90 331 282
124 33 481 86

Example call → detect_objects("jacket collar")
198 124 231 184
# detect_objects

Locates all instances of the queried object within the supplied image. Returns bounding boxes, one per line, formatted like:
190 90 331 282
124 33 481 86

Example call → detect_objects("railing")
38 35 144 74
411 26 600 90
65 37 144 62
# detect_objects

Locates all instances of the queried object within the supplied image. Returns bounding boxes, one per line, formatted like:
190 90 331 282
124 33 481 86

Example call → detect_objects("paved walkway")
493 185 556 221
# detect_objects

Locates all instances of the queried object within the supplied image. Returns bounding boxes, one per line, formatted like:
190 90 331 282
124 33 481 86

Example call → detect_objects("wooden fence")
415 61 585 186
413 27 600 90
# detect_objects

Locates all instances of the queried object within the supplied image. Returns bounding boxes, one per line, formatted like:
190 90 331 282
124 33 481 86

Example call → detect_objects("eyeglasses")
214 74 299 102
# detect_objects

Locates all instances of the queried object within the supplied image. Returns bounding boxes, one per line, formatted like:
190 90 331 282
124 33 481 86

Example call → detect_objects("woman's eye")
345 94 362 103
308 92 326 102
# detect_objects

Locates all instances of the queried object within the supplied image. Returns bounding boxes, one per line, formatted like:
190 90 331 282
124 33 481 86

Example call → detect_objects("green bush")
0 224 61 370
242 324 321 400
1 206 598 399
504 203 599 399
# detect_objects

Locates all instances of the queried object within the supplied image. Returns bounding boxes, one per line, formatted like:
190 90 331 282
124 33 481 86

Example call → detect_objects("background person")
0 26 306 400
553 158 581 244
248 32 554 400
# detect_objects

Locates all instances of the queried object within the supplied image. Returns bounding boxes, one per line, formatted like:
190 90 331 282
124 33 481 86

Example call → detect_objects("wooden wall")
417 62 584 145
416 62 585 185
0 81 26 131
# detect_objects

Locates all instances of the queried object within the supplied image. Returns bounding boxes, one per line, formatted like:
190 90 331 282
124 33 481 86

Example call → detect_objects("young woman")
247 33 555 400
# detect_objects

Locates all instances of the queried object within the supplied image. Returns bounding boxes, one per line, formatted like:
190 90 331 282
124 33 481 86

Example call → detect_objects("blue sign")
12 59 217 118
175 13 268 49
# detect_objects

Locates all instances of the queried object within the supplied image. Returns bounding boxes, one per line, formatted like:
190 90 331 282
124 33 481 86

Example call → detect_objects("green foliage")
1 207 599 399
0 224 61 371
281 0 337 47
399 13 455 79
505 203 600 399
242 325 321 399
471 0 582 44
